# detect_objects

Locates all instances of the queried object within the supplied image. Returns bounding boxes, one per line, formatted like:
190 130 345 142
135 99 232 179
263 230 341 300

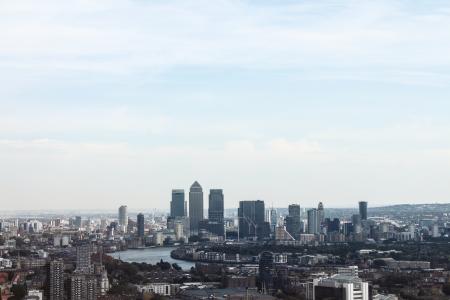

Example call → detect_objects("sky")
1 0 450 210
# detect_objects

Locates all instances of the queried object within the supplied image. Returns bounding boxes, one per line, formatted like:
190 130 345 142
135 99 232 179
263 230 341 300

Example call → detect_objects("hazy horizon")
2 1 450 210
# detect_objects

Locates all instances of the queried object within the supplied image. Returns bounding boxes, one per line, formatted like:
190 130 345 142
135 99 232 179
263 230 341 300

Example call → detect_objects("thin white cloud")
1 137 450 210
1 0 450 81
1 1 450 209
0 107 171 135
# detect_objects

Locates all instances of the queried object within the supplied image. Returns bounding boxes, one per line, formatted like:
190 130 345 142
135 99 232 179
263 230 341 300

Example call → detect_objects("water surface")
108 247 194 270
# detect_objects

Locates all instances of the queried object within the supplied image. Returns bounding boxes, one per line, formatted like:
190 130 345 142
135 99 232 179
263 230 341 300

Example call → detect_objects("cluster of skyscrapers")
168 181 225 238
115 183 370 244
283 201 368 239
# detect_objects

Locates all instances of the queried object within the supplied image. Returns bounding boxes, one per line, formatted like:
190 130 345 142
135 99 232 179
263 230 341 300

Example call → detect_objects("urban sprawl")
1 181 450 299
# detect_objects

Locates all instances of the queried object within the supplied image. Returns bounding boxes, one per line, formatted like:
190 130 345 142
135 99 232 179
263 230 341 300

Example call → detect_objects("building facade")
307 208 319 235
49 259 64 300
285 204 301 239
171 189 185 218
118 205 128 232
76 243 91 272
189 181 204 236
208 189 224 237
307 269 369 300
317 202 325 229
359 201 368 220
71 274 97 300
238 200 268 239
137 213 145 237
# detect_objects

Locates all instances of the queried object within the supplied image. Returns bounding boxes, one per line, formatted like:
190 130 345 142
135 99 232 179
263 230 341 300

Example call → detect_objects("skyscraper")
76 243 91 273
266 207 278 232
352 214 361 226
49 259 64 300
238 200 267 239
71 273 97 300
259 251 274 292
75 216 82 229
72 243 96 300
317 202 325 228
118 205 128 232
285 204 301 239
359 201 368 220
171 189 185 218
326 218 340 233
208 189 224 236
307 208 319 234
189 181 204 236
137 213 145 237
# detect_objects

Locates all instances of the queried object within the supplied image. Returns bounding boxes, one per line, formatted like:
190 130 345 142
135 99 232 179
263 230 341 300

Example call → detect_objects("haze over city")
2 0 450 210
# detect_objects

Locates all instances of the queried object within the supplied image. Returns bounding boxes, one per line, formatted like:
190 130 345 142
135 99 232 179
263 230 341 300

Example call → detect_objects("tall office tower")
353 214 362 234
352 214 361 226
359 201 368 220
137 213 145 237
317 202 325 227
76 244 91 273
266 208 278 232
259 251 274 292
189 181 204 236
289 204 301 217
326 218 340 233
118 205 128 232
307 208 320 234
171 189 185 218
238 200 267 239
285 204 301 239
342 222 354 237
49 259 64 300
175 222 184 241
208 189 225 236
75 216 82 229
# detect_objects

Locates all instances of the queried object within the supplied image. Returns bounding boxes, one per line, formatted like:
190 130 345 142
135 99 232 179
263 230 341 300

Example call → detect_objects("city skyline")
2 2 450 299
2 1 450 210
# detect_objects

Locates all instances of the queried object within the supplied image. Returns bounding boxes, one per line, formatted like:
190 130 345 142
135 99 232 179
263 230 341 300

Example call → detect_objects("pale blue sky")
1 0 450 210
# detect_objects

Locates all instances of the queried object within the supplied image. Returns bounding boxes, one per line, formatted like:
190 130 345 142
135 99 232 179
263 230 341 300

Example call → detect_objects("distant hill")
369 203 450 213
225 203 450 219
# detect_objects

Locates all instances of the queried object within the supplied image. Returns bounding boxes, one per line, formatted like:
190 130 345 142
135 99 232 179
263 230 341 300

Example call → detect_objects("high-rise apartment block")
137 213 145 237
76 243 91 273
49 259 64 300
71 273 97 300
118 205 128 232
259 251 274 291
71 243 97 300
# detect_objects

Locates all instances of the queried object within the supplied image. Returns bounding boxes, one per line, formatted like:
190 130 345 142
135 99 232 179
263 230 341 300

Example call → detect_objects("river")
108 247 195 270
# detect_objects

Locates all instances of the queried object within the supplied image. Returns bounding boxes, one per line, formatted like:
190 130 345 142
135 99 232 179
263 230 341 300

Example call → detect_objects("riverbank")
108 246 195 270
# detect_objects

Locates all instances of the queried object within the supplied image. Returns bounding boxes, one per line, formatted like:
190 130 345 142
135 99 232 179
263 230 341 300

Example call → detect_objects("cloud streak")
1 1 450 209
1 0 450 82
